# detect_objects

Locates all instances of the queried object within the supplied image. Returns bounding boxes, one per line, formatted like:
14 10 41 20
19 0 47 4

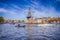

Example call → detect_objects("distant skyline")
0 0 60 20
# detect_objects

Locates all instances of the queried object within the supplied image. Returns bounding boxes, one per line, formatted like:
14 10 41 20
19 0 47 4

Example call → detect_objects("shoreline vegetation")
0 16 60 24
0 17 4 24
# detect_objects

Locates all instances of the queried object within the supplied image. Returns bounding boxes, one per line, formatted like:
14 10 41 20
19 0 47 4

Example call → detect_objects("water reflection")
27 23 59 40
27 23 33 40
27 23 33 27
37 24 55 28
0 23 60 40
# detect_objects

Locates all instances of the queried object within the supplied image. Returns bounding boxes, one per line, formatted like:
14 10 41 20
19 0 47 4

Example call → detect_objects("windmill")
27 8 34 23
27 8 32 19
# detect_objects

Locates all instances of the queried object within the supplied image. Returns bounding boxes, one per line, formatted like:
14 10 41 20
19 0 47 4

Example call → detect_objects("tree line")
0 16 4 23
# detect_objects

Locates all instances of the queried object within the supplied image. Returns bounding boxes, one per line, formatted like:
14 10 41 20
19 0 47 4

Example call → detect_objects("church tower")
27 8 34 23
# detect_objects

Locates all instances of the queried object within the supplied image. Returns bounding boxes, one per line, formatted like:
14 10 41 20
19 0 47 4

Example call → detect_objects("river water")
0 23 60 40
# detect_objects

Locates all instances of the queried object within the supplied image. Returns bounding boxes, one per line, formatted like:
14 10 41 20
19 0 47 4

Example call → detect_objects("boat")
15 24 25 27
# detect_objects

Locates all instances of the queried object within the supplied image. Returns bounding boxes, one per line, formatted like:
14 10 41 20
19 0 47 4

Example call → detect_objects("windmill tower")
27 8 32 19
27 8 34 23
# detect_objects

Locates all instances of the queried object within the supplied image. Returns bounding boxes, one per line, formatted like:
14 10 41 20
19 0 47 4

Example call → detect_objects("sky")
0 0 60 20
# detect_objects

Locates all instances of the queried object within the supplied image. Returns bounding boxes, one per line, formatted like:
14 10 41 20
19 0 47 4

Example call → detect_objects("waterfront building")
34 18 43 23
57 18 60 24
48 17 57 24
26 8 60 24
34 17 48 24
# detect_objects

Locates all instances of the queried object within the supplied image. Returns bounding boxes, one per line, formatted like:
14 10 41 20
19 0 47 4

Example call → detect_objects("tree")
18 20 21 23
22 20 25 22
0 17 4 23
18 20 25 23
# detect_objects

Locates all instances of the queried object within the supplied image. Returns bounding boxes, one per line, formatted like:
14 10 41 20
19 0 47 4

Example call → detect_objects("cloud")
0 4 60 20
0 8 7 12
0 0 60 20
30 6 60 18
0 5 27 20
11 4 22 10
0 8 16 14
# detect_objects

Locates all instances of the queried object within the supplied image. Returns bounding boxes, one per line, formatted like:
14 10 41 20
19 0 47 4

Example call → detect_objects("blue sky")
0 0 60 20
